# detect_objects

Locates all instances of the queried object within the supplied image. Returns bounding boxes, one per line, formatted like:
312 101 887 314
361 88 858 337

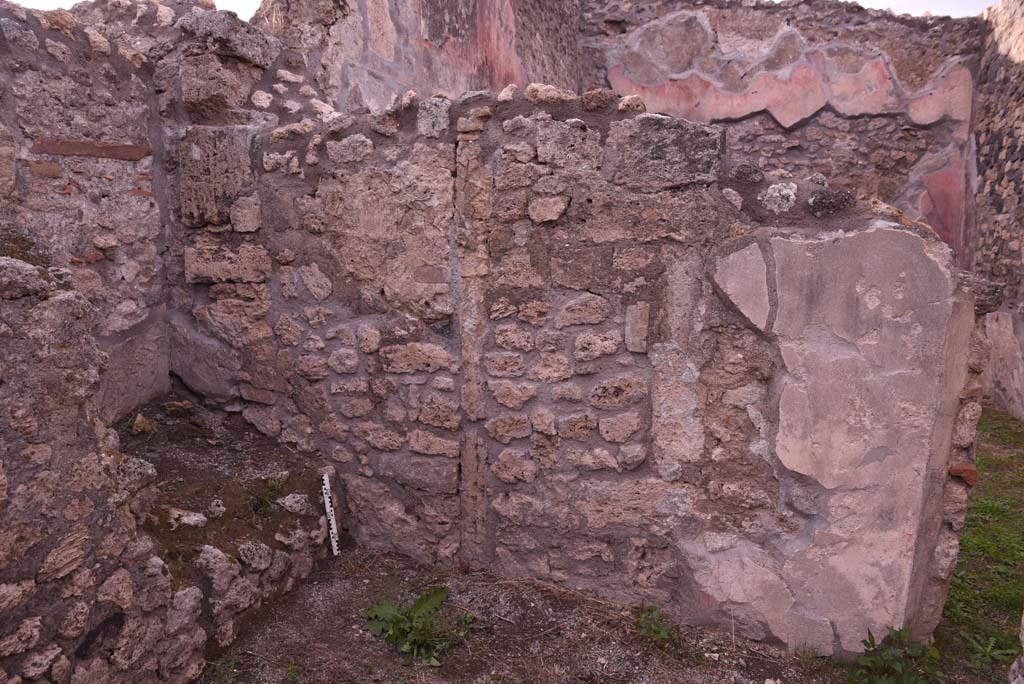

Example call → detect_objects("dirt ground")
200 549 846 684
116 393 326 590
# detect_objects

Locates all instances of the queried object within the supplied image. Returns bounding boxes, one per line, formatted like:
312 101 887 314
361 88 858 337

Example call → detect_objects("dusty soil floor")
116 392 325 590
200 549 846 684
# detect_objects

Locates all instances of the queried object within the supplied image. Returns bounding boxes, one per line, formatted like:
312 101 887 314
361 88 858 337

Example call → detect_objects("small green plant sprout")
363 586 461 666
283 662 302 684
634 604 677 653
963 632 1019 672
250 477 284 516
850 627 946 684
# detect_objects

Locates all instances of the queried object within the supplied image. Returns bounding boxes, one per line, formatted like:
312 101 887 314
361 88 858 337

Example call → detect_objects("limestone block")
169 320 241 401
769 223 969 652
96 317 171 422
624 303 650 352
0 123 15 205
649 345 704 480
230 194 261 233
180 126 256 227
713 242 770 331
409 429 460 458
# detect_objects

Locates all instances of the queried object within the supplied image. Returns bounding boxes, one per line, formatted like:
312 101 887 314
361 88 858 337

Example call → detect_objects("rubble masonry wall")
0 0 1001 681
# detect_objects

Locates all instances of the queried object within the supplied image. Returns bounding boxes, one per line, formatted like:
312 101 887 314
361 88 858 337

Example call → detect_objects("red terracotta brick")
949 463 978 487
31 138 152 161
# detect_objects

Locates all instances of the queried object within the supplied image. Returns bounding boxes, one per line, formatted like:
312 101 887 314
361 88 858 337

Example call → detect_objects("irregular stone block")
176 9 282 68
0 617 41 658
589 374 648 410
599 411 641 443
417 96 451 137
557 410 597 441
527 353 573 383
574 330 621 361
491 448 537 483
554 293 611 329
409 429 460 458
380 343 452 373
181 53 249 122
603 114 721 191
489 380 537 409
0 123 15 203
184 242 272 284
484 351 525 378
327 348 359 374
528 195 569 223
485 413 532 444
494 324 534 351
353 421 406 451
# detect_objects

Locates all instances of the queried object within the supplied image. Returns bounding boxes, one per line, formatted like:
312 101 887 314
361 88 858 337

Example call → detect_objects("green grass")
250 477 284 516
936 408 1024 680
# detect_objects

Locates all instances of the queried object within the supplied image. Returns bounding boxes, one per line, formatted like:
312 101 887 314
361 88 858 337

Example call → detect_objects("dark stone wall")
973 0 1024 303
577 0 986 263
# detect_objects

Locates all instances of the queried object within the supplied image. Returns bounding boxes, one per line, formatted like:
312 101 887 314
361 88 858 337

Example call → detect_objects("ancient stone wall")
974 0 1024 428
0 0 1000 680
578 0 985 262
974 0 1024 302
0 5 330 682
0 256 199 684
0 0 173 421
0 253 328 683
158 2 988 650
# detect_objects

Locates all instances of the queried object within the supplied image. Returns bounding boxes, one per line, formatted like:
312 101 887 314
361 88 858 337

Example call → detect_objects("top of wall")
0 0 991 111
581 0 986 94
